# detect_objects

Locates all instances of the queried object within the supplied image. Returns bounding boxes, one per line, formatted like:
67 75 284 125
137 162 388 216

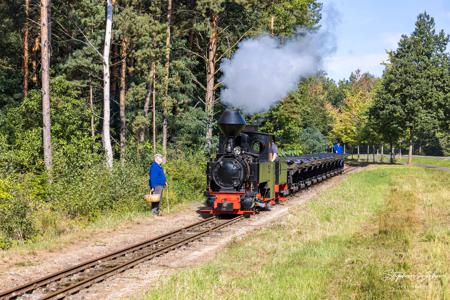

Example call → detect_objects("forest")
0 0 449 248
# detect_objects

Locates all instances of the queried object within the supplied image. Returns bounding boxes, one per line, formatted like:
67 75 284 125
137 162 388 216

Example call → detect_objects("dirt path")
0 166 364 299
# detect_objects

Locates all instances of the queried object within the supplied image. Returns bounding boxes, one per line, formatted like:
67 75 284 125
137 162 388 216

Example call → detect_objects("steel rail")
41 216 243 300
0 216 226 300
343 166 357 174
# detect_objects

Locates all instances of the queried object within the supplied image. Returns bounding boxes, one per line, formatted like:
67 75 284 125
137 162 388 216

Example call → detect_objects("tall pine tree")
375 12 449 163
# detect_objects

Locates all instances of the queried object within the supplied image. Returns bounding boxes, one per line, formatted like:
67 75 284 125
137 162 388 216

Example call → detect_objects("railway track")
1 165 357 300
343 165 357 174
0 216 243 300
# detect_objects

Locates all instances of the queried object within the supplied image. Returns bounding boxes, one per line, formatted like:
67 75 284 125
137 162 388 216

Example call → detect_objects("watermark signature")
384 271 445 282
384 271 446 289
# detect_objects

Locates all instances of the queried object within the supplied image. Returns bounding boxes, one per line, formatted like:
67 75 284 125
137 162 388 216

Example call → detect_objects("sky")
322 0 450 81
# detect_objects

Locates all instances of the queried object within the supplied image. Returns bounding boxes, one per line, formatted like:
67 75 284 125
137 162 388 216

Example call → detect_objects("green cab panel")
259 161 275 198
279 160 288 184
259 161 270 183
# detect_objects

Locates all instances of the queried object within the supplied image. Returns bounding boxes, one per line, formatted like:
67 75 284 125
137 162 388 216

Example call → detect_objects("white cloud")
324 53 388 81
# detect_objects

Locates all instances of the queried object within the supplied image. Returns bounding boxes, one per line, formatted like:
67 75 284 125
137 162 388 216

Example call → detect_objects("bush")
163 150 206 208
0 179 36 248
0 150 207 249
49 162 148 220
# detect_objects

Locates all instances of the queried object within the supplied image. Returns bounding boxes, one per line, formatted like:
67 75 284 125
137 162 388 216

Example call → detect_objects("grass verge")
398 156 450 168
348 154 450 168
144 166 449 300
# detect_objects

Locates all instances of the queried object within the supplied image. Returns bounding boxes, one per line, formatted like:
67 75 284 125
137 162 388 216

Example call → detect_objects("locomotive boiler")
201 110 345 216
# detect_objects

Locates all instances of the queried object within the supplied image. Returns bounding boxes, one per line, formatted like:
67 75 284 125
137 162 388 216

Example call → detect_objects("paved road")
414 164 450 172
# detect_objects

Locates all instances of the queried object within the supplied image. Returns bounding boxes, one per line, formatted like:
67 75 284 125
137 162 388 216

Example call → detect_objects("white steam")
220 6 339 114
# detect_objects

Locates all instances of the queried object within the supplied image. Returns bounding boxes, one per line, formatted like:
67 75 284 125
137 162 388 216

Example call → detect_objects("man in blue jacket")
149 154 167 216
333 142 344 155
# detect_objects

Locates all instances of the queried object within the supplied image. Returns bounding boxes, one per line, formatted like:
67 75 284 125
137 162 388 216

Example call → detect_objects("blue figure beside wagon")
333 142 344 155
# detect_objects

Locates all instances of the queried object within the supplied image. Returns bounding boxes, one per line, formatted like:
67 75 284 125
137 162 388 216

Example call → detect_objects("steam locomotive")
200 110 345 216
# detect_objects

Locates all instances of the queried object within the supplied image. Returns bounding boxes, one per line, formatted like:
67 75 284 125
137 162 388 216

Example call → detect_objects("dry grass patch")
329 169 449 299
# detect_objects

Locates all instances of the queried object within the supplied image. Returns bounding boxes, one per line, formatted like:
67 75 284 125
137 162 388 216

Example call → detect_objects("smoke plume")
220 5 339 114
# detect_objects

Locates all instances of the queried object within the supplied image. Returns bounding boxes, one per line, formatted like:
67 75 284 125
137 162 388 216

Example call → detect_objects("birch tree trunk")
393 146 396 163
357 145 360 161
23 0 30 97
102 0 114 169
367 144 370 161
119 38 127 162
40 0 53 175
140 86 150 144
140 62 155 144
162 0 172 157
152 68 157 154
139 88 150 145
381 144 384 162
390 143 394 164
372 145 375 162
408 127 413 165
89 81 95 141
205 14 218 153
270 15 275 35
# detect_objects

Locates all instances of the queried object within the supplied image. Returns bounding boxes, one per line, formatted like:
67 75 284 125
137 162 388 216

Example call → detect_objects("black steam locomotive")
200 110 345 216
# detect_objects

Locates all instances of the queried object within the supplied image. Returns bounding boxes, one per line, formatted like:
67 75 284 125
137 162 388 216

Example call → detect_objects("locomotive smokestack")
218 110 246 137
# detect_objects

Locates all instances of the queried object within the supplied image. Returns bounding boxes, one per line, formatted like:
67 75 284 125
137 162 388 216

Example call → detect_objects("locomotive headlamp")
233 146 242 156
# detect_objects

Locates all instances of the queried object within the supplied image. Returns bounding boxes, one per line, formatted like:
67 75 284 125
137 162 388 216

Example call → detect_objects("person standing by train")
333 142 344 155
148 154 167 216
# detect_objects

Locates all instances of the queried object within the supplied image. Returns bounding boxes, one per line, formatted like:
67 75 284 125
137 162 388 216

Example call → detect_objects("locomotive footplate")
198 209 255 215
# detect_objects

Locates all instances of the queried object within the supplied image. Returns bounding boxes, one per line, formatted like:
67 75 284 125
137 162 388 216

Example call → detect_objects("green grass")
144 166 450 300
348 154 450 168
398 156 450 168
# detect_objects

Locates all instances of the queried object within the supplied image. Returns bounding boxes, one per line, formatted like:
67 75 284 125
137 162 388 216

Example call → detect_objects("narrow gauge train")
200 110 345 217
